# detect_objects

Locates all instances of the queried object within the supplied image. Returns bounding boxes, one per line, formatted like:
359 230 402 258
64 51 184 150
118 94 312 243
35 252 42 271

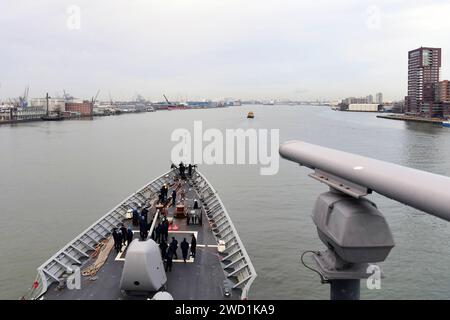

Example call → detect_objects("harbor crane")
62 89 74 101
90 90 101 114
163 94 171 105
18 86 29 108
92 89 101 105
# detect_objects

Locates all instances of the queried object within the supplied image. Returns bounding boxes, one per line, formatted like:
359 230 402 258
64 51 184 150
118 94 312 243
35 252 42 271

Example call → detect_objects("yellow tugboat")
247 111 254 119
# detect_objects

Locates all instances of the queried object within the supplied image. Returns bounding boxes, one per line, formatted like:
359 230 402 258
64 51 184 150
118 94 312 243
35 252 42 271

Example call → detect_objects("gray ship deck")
39 171 244 300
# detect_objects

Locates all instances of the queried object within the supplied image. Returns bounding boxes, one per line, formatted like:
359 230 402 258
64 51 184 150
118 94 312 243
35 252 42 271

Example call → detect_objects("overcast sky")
1 0 450 102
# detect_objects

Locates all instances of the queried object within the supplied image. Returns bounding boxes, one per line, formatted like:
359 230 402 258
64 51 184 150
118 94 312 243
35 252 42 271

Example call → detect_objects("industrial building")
348 104 380 112
65 101 93 116
29 98 66 112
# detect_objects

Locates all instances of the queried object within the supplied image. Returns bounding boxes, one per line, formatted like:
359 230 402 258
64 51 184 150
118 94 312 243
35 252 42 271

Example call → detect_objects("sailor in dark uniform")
155 223 162 243
132 208 139 226
179 162 186 179
112 228 122 253
126 226 134 247
139 216 148 240
190 234 197 258
119 224 127 246
162 219 169 242
180 238 189 262
172 189 177 206
159 239 168 259
170 237 178 259
160 186 165 202
141 206 148 221
165 247 173 272
164 185 169 202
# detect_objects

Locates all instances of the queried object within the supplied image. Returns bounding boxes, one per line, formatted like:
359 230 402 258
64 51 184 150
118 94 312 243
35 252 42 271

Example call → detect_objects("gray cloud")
1 0 450 102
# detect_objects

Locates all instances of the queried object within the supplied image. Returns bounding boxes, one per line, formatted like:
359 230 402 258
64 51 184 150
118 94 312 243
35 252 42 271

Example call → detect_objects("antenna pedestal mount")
308 191 394 300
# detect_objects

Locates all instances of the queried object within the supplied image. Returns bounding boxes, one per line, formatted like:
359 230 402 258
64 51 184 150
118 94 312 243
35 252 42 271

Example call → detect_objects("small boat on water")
247 111 254 119
443 120 450 127
42 113 64 121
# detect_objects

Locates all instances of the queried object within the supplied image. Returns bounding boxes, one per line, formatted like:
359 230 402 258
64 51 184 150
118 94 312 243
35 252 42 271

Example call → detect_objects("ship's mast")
46 93 50 116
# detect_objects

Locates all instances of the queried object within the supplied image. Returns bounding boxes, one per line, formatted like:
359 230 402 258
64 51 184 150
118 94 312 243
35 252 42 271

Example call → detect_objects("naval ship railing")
25 169 179 300
25 168 257 300
193 171 257 300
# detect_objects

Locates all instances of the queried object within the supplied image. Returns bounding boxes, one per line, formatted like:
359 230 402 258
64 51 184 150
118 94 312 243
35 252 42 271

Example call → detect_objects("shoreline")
0 115 92 126
377 114 445 124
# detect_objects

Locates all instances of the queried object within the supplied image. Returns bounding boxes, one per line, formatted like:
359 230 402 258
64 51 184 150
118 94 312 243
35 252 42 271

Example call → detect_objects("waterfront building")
376 92 383 104
0 108 11 121
442 102 450 118
65 101 93 116
438 80 450 101
186 101 217 108
437 80 450 118
404 47 441 117
343 97 369 105
367 95 374 104
0 106 46 122
348 103 379 112
30 98 66 112
16 106 46 120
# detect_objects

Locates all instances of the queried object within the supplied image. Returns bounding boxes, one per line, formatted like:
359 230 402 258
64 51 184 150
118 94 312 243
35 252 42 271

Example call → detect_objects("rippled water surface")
1 105 449 299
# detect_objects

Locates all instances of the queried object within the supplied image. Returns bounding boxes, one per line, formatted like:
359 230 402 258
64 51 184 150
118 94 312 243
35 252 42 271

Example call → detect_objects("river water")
1 105 449 299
